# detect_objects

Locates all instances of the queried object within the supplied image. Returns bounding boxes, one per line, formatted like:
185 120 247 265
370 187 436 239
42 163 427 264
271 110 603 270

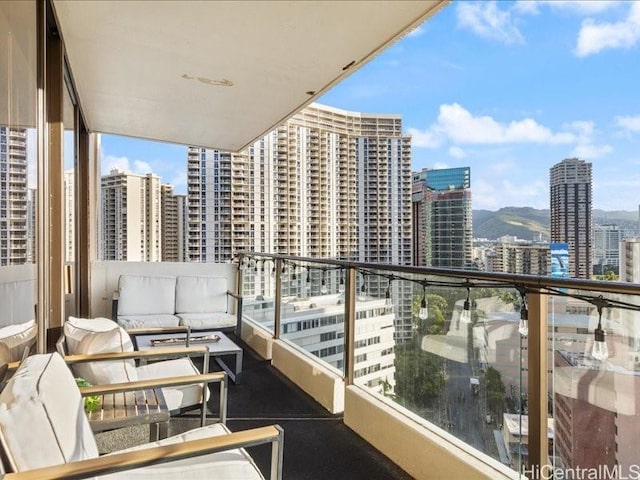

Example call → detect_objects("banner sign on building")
550 243 570 279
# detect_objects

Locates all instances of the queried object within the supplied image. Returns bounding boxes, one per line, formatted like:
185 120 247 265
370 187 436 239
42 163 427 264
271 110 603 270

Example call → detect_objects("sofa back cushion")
118 275 176 316
72 327 138 385
175 276 228 314
0 353 99 472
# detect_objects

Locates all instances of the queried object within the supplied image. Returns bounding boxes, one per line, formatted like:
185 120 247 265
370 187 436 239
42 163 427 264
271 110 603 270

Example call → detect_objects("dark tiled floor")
201 336 412 480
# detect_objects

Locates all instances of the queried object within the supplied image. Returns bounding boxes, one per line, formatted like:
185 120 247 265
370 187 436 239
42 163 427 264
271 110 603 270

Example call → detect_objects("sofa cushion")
175 276 228 315
0 320 37 362
136 357 208 412
102 423 264 480
64 316 118 354
118 275 176 316
177 313 236 330
117 314 180 330
0 353 99 472
72 327 138 385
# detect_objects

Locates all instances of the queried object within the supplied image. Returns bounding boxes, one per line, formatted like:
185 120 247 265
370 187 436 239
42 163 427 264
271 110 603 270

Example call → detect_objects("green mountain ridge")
473 207 638 240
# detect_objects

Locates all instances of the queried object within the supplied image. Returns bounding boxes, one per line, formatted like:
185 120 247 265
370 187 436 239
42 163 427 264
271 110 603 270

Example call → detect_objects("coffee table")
134 331 243 384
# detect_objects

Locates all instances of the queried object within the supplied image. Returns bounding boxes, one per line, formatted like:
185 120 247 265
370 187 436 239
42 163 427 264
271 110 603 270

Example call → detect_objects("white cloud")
473 177 548 210
513 1 540 16
407 25 425 38
456 1 525 45
433 162 450 170
570 143 613 159
546 1 622 15
133 160 153 174
410 103 577 148
102 155 131 175
575 2 640 56
407 127 443 148
171 171 187 190
616 115 640 132
448 146 466 158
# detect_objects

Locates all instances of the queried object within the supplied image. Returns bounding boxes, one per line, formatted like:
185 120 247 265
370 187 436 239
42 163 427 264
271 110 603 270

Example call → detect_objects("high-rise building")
0 127 28 266
488 242 550 275
100 169 162 261
620 239 640 283
592 224 622 275
188 103 413 339
176 194 188 262
63 170 75 263
26 188 37 263
412 167 472 269
549 158 592 279
160 184 181 262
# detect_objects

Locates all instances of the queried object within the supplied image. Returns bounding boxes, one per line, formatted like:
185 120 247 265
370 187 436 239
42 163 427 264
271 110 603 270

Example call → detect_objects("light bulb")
518 304 528 337
385 289 393 308
419 297 429 320
518 318 528 337
592 327 609 361
321 279 328 295
338 277 345 294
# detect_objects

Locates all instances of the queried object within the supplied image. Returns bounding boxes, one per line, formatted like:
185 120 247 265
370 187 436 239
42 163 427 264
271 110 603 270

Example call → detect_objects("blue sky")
101 0 640 212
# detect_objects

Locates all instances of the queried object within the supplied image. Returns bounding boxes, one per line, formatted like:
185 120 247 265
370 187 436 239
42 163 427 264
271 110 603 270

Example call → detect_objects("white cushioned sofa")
114 274 240 332
0 353 283 479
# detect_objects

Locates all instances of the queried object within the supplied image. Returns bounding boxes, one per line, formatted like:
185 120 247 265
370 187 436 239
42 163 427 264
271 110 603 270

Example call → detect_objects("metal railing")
238 252 640 477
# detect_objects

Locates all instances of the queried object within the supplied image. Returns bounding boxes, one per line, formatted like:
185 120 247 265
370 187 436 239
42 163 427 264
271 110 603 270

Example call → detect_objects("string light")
418 283 428 320
592 300 609 361
338 270 345 294
321 269 328 295
518 287 528 337
385 278 393 308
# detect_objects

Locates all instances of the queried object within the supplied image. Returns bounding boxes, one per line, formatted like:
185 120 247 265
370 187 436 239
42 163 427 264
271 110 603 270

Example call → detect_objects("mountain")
473 207 638 240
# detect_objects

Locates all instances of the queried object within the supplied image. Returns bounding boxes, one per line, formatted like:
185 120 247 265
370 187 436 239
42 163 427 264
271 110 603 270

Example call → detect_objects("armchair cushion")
177 312 237 330
118 275 176 316
0 353 98 471
136 358 207 412
104 423 264 480
0 320 36 362
175 276 228 314
72 327 138 385
64 316 118 354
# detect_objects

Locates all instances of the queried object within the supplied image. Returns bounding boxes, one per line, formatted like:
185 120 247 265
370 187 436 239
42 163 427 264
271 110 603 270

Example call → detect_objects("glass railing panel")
240 256 276 334
352 266 525 471
278 260 346 376
550 290 640 478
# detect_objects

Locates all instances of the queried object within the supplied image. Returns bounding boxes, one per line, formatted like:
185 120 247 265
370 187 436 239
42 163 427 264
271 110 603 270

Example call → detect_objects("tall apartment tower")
100 169 162 261
160 184 181 262
187 103 413 339
412 167 473 269
550 158 592 279
0 127 29 266
63 169 75 263
592 224 622 275
620 239 640 283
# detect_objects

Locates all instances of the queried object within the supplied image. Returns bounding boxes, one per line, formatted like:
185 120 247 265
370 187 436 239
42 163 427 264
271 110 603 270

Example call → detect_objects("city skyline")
100 1 640 212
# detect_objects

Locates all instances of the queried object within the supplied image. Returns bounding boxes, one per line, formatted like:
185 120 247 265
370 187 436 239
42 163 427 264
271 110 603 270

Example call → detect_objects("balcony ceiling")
52 0 447 152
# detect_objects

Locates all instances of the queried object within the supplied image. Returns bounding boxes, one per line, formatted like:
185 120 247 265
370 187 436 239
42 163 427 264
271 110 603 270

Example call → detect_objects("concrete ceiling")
52 0 447 152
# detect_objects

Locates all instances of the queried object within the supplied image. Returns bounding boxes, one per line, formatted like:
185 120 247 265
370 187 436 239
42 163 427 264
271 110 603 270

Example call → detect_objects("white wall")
90 261 238 318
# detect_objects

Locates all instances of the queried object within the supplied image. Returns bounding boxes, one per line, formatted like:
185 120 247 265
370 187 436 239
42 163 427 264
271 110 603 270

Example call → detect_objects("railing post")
344 267 356 385
527 291 548 475
273 258 282 340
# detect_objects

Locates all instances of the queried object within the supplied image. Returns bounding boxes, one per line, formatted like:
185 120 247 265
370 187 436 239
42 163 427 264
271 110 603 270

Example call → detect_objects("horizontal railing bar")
241 252 640 296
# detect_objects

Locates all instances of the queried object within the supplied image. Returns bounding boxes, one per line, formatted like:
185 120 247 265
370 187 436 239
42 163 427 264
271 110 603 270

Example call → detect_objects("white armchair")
58 317 213 422
0 353 284 480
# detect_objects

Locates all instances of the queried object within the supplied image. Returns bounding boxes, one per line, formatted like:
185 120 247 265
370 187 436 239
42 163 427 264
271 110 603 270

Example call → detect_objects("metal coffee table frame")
134 331 243 384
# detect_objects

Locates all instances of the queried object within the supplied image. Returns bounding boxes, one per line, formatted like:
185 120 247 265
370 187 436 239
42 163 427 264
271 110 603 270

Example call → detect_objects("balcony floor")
206 335 412 479
96 335 411 479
